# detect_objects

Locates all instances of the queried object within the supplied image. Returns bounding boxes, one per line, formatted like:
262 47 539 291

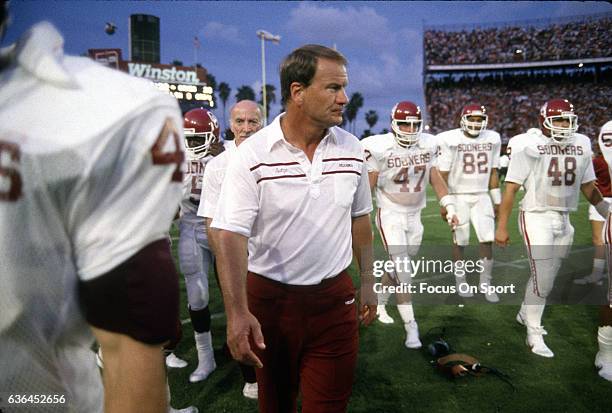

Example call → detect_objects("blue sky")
6 1 612 133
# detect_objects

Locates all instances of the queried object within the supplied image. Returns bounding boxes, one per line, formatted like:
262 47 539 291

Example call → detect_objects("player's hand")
448 214 459 230
209 141 225 157
440 206 448 222
226 310 265 368
358 280 377 326
495 227 509 247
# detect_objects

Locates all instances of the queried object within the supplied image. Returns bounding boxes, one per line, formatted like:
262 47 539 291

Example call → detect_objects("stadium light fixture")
256 30 281 126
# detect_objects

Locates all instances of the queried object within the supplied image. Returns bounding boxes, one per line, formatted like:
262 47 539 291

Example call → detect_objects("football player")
179 108 223 382
198 99 263 399
596 120 612 381
361 101 458 348
0 17 184 413
437 104 502 302
496 99 611 358
574 138 610 286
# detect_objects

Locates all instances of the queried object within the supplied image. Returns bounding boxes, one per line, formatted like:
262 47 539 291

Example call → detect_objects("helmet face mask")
460 104 488 138
183 108 220 160
391 101 422 148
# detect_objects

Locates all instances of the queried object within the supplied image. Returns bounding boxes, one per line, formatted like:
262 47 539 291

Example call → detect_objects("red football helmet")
460 104 488 137
391 101 422 147
183 108 220 159
539 99 578 143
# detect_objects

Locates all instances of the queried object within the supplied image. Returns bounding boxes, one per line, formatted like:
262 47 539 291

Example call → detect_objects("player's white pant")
452 193 494 246
519 210 573 297
518 210 573 327
178 218 213 311
375 208 423 284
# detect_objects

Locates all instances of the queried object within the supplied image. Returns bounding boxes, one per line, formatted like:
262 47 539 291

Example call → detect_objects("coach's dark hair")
280 44 347 106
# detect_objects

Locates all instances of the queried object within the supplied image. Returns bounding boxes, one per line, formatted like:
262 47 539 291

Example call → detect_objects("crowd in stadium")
424 17 611 65
426 68 611 140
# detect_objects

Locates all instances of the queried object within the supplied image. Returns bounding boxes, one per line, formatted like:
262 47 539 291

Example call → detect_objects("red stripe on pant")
247 271 358 413
520 211 540 297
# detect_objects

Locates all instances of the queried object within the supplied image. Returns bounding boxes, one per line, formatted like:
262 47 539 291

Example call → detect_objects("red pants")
247 271 359 413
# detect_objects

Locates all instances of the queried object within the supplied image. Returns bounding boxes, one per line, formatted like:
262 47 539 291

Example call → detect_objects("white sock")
480 257 494 285
195 331 213 355
522 275 546 327
593 258 606 276
397 304 415 324
599 326 612 362
378 290 392 306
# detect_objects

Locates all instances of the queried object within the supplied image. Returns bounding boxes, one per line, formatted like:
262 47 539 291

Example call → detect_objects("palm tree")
344 102 357 133
218 82 231 129
206 73 217 108
365 110 378 130
258 84 276 121
235 85 256 102
348 92 364 134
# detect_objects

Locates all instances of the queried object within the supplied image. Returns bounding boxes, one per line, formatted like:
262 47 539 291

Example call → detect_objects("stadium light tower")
256 29 280 125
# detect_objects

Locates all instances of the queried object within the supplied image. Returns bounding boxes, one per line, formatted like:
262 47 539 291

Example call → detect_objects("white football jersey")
361 132 439 213
598 121 612 177
507 128 542 160
181 154 214 224
437 128 501 194
506 131 595 212
0 23 184 411
198 141 237 219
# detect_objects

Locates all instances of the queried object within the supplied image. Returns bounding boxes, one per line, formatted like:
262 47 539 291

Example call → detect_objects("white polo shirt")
211 114 372 285
198 140 237 219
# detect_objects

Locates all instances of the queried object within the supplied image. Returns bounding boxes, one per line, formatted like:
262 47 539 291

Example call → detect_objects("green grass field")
168 188 611 412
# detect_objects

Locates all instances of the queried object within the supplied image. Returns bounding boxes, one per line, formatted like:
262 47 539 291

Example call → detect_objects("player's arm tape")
439 194 455 209
489 188 501 205
595 200 612 218
78 239 180 345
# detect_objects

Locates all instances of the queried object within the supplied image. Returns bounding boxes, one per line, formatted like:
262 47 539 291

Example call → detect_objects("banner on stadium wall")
88 48 214 107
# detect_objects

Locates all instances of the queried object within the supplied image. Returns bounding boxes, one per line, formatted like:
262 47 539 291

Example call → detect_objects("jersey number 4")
547 156 576 186
392 165 426 192
150 118 184 182
0 141 22 202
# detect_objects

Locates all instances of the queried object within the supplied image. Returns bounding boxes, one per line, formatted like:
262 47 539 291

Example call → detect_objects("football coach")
212 44 377 412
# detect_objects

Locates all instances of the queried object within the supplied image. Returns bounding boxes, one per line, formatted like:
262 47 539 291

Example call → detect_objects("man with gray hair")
198 99 263 399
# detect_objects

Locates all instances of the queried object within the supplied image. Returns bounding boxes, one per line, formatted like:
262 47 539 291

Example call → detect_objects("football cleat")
377 305 395 324
595 351 612 382
242 382 258 400
573 273 604 286
166 353 188 369
526 326 554 358
455 276 473 298
479 276 499 303
404 320 422 349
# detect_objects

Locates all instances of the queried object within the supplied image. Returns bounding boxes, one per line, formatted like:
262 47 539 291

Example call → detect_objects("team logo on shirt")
537 144 584 156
